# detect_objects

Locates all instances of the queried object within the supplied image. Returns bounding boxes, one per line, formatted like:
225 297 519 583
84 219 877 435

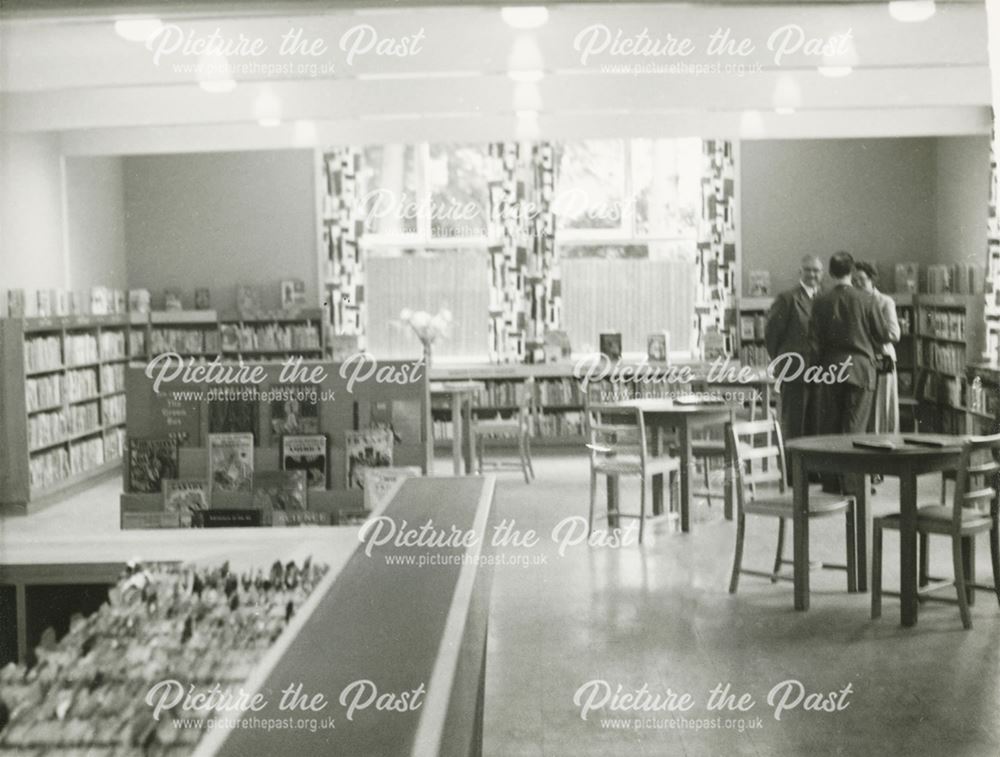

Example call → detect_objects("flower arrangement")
399 307 453 348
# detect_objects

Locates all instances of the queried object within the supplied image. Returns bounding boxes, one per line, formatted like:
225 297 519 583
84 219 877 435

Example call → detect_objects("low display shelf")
0 315 135 512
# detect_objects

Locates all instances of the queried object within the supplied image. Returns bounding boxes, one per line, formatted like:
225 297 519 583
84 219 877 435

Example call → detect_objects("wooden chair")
872 434 1000 629
726 413 857 593
586 404 681 544
474 377 536 484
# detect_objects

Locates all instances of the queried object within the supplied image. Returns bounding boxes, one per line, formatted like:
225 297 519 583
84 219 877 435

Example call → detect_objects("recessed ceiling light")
114 17 163 42
774 107 796 116
818 66 852 78
508 70 544 83
258 118 282 128
501 6 549 30
888 1 936 23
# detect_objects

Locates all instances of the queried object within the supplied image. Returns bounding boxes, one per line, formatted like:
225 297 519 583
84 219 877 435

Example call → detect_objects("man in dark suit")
809 252 891 491
765 255 823 443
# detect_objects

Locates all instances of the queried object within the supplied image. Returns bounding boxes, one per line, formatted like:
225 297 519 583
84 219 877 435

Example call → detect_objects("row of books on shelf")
920 372 963 408
0 559 328 751
1 286 128 319
28 429 125 491
22 332 127 373
27 403 103 450
920 309 967 341
220 323 321 352
924 263 984 295
967 378 998 417
917 341 966 375
23 366 127 413
891 262 984 294
149 328 222 356
432 411 584 441
739 344 771 368
738 314 767 342
1 280 313 319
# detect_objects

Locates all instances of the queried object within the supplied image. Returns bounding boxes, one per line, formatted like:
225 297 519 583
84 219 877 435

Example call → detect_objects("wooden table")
785 433 965 626
430 381 485 475
612 399 739 532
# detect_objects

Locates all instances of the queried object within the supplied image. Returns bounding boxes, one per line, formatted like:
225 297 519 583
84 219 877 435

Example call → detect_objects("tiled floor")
481 453 1000 757
4 456 999 756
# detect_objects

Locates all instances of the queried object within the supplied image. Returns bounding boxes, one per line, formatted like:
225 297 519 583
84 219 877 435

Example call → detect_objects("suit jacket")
808 283 891 390
765 284 813 364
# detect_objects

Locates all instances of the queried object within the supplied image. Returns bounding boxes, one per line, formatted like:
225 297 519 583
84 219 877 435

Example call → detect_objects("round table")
784 433 966 627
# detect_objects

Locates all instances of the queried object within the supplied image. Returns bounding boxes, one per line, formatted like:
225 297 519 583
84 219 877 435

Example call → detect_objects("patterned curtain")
486 141 559 363
321 148 365 349
695 140 737 354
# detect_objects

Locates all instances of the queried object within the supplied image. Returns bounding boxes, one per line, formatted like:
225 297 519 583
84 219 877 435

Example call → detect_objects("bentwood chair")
474 377 536 484
872 434 1000 629
586 404 681 544
726 413 857 593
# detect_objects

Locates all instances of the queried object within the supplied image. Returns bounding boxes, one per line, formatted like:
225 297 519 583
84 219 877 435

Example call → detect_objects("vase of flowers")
399 307 453 368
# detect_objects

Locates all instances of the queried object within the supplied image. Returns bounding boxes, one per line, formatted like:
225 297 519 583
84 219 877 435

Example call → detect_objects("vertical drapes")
486 141 559 363
322 147 366 349
695 140 737 354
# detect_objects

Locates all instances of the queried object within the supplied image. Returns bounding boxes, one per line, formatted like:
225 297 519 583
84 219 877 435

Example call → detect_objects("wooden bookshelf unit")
0 315 142 512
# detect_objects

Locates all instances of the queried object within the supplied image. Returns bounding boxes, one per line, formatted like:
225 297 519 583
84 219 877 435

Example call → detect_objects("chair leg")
588 469 597 538
525 433 535 480
517 434 530 484
871 520 883 620
953 533 972 630
961 537 976 606
638 474 646 545
940 473 947 506
918 532 929 588
703 456 713 507
729 514 746 594
845 504 858 593
476 434 485 475
771 518 786 582
990 521 1000 608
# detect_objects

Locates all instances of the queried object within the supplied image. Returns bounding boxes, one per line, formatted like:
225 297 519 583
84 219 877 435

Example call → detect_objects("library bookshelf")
0 314 143 512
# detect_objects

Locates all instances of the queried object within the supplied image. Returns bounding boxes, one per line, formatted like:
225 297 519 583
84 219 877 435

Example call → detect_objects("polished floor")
3 456 999 756
481 454 1000 757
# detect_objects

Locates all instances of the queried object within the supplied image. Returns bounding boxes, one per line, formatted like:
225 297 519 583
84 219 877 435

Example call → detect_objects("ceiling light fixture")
888 1 936 23
817 65 852 78
197 54 236 93
114 17 163 42
508 69 544 83
501 6 549 30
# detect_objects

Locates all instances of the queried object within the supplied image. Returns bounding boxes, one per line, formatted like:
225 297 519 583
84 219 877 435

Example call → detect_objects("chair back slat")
951 434 1000 528
587 404 649 466
726 411 786 514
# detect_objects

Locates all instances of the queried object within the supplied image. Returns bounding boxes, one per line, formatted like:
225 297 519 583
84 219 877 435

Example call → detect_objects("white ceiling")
0 1 991 153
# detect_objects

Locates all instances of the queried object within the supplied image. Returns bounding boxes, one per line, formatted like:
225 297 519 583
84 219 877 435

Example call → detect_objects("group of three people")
764 251 900 451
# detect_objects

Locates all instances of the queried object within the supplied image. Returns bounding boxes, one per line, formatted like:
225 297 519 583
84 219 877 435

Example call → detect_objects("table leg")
724 408 735 521
852 473 870 593
451 394 463 476
679 420 692 533
652 426 664 516
461 397 475 474
607 476 620 529
792 453 810 611
899 471 918 627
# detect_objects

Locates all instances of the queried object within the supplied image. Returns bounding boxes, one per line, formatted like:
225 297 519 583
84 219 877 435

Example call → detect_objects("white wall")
64 156 127 291
934 135 991 267
122 149 318 312
0 132 66 290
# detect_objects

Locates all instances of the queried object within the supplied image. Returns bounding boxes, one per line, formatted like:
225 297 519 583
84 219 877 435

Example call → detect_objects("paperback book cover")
748 270 771 296
127 439 179 494
7 289 25 318
270 385 320 444
272 510 331 527
208 398 259 442
237 285 263 316
599 332 622 362
252 470 307 512
128 289 151 314
280 279 307 310
164 289 183 311
208 433 254 492
282 434 328 490
345 429 394 490
363 466 421 510
193 509 262 528
646 331 670 363
163 479 209 527
194 288 211 310
220 324 240 352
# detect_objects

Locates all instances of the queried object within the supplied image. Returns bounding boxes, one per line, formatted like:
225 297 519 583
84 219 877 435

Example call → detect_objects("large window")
358 138 702 360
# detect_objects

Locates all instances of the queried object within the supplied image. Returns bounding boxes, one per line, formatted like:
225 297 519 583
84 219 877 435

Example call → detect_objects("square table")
784 433 965 626
610 398 740 532
430 381 485 474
